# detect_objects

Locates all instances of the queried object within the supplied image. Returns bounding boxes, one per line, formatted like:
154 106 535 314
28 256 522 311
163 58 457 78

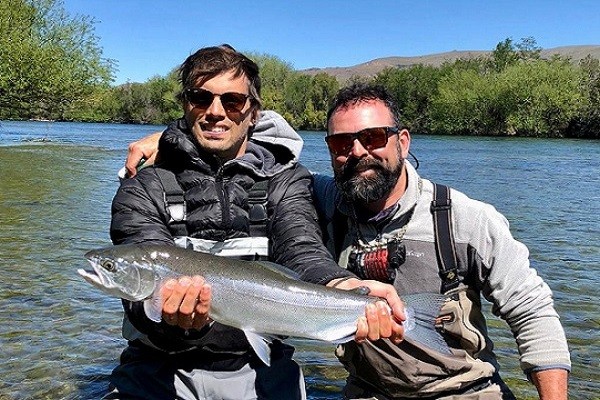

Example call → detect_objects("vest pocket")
436 288 487 357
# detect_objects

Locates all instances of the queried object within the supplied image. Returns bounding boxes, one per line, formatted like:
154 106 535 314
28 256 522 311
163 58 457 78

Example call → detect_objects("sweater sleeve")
469 200 571 374
268 165 354 285
110 172 175 246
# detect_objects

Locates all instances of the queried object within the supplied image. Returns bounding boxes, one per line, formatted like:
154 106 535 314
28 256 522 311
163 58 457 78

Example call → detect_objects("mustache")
339 157 384 180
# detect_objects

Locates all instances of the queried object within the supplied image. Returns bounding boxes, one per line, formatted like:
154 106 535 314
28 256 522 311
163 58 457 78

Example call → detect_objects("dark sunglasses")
183 88 252 113
325 126 399 156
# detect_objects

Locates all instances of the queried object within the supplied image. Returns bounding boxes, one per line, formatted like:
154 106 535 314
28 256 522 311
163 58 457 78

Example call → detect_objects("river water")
0 121 598 399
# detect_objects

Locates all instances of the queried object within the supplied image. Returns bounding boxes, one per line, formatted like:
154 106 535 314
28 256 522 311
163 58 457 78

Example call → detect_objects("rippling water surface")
0 121 598 399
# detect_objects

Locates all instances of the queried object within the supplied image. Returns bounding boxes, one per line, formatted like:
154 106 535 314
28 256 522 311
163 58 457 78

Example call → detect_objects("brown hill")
300 45 600 82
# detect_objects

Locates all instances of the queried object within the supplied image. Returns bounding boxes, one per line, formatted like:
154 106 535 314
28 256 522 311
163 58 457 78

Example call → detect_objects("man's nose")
205 95 226 117
350 138 369 158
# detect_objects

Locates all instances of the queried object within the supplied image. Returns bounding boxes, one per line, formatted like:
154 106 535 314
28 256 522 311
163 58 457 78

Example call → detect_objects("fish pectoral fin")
143 292 164 323
244 331 273 367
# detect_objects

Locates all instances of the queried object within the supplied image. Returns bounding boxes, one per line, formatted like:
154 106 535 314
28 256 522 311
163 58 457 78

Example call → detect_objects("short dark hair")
326 83 401 129
177 44 262 108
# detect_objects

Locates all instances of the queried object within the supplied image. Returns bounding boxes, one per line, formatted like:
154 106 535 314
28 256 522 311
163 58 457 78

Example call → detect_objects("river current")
0 121 598 399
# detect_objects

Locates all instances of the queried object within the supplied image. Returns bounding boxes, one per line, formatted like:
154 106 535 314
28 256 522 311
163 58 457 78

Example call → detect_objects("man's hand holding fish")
327 276 405 344
161 275 212 331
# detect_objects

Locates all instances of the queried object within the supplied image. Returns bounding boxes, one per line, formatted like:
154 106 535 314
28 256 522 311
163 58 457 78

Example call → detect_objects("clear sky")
62 0 600 85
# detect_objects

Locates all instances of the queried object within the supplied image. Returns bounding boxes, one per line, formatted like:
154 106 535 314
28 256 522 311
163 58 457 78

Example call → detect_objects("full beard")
335 157 403 205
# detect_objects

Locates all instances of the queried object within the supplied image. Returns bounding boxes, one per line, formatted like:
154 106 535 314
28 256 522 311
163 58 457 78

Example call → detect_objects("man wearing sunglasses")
121 80 569 399
107 46 405 400
312 83 570 399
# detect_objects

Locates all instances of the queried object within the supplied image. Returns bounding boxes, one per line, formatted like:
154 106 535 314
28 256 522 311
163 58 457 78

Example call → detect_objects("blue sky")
62 0 600 85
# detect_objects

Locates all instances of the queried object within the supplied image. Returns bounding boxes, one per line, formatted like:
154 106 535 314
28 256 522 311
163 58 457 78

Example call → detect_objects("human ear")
399 129 411 158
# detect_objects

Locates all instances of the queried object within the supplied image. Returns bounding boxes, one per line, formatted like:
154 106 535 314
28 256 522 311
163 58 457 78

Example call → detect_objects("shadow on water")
0 124 599 399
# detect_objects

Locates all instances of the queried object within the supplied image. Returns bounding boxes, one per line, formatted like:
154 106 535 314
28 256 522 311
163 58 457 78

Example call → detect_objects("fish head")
78 245 158 301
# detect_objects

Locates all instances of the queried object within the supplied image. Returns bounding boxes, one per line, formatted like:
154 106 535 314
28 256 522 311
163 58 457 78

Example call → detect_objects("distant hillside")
300 45 600 82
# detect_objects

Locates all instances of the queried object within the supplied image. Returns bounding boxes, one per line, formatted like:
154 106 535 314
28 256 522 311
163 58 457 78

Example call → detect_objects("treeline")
375 39 600 138
2 1 599 138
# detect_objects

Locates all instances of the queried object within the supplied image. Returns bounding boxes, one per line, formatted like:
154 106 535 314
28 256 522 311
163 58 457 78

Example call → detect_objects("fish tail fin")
403 293 452 355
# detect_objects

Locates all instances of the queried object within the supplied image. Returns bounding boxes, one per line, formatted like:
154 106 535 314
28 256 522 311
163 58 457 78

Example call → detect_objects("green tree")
284 74 312 128
0 0 114 120
309 73 338 113
144 71 181 123
65 85 120 122
374 65 443 133
515 36 542 60
430 68 502 135
489 38 521 72
250 53 296 115
115 82 153 124
502 59 583 137
488 37 541 73
571 55 600 138
307 72 338 129
431 57 584 137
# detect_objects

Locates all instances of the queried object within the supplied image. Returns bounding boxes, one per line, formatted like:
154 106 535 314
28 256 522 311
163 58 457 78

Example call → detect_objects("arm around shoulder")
125 131 163 177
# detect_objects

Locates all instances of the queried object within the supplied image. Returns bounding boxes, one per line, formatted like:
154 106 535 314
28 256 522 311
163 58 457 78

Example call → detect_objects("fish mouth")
77 267 102 285
77 256 112 289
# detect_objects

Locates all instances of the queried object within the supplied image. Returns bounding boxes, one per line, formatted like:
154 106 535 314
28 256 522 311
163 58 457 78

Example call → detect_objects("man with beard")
313 83 570 399
121 83 570 399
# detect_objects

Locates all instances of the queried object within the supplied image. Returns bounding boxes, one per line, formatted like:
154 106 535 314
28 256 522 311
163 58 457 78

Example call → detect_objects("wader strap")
154 168 188 237
431 183 460 293
154 169 269 240
247 179 269 238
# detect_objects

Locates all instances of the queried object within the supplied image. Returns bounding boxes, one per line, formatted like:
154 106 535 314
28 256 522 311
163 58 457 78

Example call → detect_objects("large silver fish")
78 244 450 364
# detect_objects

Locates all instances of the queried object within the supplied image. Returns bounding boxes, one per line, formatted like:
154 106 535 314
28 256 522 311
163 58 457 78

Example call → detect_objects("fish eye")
102 260 116 272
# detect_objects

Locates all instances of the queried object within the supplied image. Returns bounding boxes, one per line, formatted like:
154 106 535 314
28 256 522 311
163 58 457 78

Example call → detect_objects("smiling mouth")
200 123 229 134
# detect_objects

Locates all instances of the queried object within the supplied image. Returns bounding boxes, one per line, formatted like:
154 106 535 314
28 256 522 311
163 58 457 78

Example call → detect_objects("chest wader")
114 169 306 400
333 183 499 399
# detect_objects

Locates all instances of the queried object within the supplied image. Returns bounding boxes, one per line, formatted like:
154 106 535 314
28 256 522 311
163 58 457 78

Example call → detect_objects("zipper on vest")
215 168 231 229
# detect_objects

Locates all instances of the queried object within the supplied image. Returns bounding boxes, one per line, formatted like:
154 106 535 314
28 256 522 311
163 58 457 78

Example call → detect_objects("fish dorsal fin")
255 261 300 280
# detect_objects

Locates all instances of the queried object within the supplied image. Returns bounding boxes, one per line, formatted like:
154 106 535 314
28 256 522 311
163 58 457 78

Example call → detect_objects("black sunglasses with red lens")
184 88 252 113
325 126 399 156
